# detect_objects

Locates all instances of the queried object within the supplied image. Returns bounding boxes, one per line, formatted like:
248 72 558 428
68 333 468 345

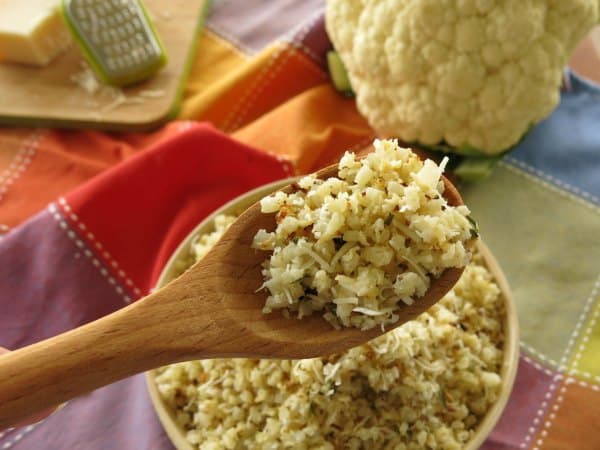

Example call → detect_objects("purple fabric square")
207 0 325 58
0 207 131 349
481 355 561 449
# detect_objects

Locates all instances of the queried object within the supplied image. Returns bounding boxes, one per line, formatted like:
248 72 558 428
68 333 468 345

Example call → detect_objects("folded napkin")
0 123 292 449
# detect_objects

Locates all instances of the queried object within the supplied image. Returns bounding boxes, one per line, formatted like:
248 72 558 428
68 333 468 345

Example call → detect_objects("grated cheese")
252 139 476 329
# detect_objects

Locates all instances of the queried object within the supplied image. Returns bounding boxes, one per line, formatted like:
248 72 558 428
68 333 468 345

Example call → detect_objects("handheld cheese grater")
61 0 167 87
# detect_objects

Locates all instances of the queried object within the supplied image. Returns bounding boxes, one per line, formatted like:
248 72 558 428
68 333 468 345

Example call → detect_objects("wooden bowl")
146 178 520 450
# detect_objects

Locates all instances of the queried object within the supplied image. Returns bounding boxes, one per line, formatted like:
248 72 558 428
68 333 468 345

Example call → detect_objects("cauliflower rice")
154 215 505 450
252 139 476 330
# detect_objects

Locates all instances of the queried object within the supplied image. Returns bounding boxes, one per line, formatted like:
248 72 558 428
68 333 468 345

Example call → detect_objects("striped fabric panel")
0 375 171 450
0 207 132 349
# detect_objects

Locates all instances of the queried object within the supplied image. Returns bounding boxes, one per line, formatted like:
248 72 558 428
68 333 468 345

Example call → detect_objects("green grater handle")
61 0 167 86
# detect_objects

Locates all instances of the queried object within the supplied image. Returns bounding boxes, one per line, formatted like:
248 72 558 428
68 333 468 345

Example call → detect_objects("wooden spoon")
0 164 465 429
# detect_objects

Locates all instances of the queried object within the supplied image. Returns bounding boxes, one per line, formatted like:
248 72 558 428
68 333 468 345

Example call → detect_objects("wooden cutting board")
0 0 210 131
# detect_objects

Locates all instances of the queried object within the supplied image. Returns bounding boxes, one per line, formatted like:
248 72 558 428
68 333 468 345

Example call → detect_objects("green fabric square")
460 163 600 363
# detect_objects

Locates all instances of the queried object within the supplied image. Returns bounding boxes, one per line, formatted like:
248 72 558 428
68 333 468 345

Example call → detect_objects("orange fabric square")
233 84 374 173
534 379 600 450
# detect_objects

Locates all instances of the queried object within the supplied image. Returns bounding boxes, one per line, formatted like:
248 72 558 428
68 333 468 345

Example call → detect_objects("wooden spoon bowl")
194 179 463 358
0 162 465 429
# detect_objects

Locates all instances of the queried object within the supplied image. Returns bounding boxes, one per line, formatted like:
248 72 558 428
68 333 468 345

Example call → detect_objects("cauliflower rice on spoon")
252 139 477 330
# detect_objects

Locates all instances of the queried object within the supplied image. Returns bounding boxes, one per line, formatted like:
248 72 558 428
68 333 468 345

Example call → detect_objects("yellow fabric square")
570 300 600 378
180 29 250 123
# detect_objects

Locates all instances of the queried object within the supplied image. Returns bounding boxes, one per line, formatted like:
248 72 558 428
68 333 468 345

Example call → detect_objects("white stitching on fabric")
0 133 39 184
222 43 288 132
555 279 597 369
571 378 600 392
520 343 560 369
288 46 329 80
504 160 600 445
275 157 294 178
521 355 600 391
283 163 293 177
282 10 323 49
0 131 44 203
0 424 38 449
504 158 600 445
522 355 555 378
285 39 323 67
205 22 255 56
519 378 561 449
518 274 600 448
570 368 600 383
0 145 28 184
529 383 568 450
503 158 600 209
571 276 600 369
48 204 133 304
57 197 142 297
518 284 600 449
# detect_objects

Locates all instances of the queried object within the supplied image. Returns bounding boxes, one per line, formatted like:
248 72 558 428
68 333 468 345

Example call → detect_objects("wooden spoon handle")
0 297 164 428
0 267 228 430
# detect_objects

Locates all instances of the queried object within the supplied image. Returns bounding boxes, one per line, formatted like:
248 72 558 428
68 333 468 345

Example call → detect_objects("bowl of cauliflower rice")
147 146 519 450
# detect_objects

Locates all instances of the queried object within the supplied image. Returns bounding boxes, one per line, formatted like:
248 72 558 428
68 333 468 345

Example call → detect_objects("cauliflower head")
326 0 599 155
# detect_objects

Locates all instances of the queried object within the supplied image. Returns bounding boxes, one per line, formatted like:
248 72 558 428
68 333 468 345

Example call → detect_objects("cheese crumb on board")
0 0 71 66
70 61 165 113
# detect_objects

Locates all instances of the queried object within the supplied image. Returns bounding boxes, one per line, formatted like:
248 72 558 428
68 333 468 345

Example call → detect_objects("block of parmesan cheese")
0 0 71 66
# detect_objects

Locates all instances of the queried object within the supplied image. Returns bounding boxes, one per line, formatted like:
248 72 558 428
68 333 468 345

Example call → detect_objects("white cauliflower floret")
326 0 599 154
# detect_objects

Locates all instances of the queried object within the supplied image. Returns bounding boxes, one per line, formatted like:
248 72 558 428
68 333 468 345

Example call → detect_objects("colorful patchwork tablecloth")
1 1 599 449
